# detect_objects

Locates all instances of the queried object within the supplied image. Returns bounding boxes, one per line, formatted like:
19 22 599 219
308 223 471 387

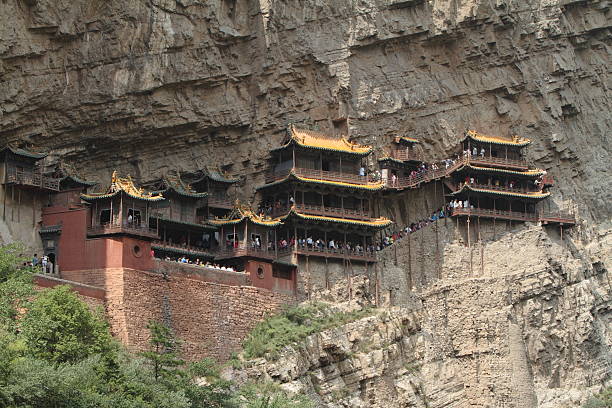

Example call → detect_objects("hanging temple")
0 127 575 300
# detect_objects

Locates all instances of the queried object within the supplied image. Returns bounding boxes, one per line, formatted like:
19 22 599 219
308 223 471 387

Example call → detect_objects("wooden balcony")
265 167 373 186
293 203 371 220
207 194 234 209
459 182 542 195
5 168 60 191
389 149 423 162
451 208 575 225
213 243 276 260
151 241 214 258
87 222 159 239
467 156 528 170
295 245 377 262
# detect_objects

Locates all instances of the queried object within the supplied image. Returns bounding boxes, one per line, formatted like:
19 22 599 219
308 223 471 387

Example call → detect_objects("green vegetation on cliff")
0 244 311 408
242 302 373 359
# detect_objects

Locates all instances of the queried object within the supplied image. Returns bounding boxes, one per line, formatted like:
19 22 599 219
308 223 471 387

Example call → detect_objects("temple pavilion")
378 136 423 184
188 168 240 220
208 205 296 294
80 171 164 239
146 172 217 261
448 130 573 225
256 125 392 263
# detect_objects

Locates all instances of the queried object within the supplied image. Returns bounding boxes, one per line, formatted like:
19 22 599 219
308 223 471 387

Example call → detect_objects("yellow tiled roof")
284 209 392 229
459 164 546 177
283 125 372 155
396 136 419 144
454 184 550 199
466 130 531 146
81 171 165 202
208 207 283 227
257 171 385 191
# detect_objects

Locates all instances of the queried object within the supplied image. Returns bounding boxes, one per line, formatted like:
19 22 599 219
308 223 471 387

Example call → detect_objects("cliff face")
1 0 610 406
1 0 610 220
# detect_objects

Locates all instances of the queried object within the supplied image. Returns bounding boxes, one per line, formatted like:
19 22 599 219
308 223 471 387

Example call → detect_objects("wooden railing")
207 194 234 209
459 182 541 194
294 245 377 262
387 155 538 190
389 149 423 162
6 168 60 191
87 222 159 239
151 241 213 256
467 155 528 170
293 203 371 220
451 208 575 224
265 167 375 185
213 242 276 260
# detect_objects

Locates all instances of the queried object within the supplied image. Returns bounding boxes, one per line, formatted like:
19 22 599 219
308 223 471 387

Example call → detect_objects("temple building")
39 172 164 284
256 125 392 296
188 168 240 221
146 172 216 262
448 131 574 225
0 146 61 251
208 206 296 294
378 136 423 185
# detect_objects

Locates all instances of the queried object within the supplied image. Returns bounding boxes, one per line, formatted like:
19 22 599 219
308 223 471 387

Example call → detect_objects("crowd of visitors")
26 253 54 274
376 206 449 250
161 256 239 273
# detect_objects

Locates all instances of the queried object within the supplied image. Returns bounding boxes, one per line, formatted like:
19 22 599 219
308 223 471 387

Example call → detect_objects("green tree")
0 243 35 332
141 320 185 382
20 285 114 364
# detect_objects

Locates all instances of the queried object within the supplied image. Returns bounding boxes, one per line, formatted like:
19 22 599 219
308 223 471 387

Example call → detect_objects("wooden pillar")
17 188 20 223
274 227 278 258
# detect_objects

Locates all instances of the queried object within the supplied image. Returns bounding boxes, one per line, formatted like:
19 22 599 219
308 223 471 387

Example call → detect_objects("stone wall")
106 267 294 362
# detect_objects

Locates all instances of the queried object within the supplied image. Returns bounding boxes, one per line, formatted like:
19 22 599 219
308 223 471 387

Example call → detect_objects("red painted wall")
41 206 153 278
247 260 296 295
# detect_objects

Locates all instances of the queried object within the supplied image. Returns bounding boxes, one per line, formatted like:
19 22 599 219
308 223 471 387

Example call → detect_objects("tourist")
32 253 38 267
391 173 398 187
480 148 485 157
472 147 477 156
41 255 48 272
359 166 365 177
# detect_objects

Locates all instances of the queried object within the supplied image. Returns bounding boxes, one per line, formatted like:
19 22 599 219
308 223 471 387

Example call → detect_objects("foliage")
20 285 114 364
0 243 35 332
0 244 316 407
583 387 612 408
242 302 373 359
238 382 314 408
141 320 185 382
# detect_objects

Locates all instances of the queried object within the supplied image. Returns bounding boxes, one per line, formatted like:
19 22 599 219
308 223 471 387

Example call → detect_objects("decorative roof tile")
1 146 47 160
208 206 283 227
465 130 531 147
81 171 165 202
256 171 385 191
282 209 392 229
452 184 550 199
271 125 372 156
457 164 546 177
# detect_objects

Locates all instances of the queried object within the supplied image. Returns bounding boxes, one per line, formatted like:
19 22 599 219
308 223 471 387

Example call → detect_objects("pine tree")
141 320 185 382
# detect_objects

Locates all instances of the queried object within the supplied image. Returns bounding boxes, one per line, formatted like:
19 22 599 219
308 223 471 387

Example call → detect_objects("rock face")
239 224 610 407
1 0 610 406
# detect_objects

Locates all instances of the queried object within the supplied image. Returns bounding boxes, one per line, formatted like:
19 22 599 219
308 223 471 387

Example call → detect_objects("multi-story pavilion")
147 172 217 262
378 136 423 184
255 125 392 276
449 131 574 225
188 168 239 220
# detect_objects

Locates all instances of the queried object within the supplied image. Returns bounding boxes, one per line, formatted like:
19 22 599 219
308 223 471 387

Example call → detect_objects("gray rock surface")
1 0 610 406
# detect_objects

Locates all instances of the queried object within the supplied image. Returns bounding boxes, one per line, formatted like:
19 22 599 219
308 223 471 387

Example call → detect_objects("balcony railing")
87 222 159 239
389 149 423 162
451 208 575 224
458 182 542 195
467 155 528 170
294 245 377 262
6 168 60 191
293 203 371 220
152 241 214 257
213 242 276 260
265 167 374 185
207 194 234 209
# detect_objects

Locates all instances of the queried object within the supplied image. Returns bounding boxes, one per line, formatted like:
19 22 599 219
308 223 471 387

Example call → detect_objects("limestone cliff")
1 0 610 407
